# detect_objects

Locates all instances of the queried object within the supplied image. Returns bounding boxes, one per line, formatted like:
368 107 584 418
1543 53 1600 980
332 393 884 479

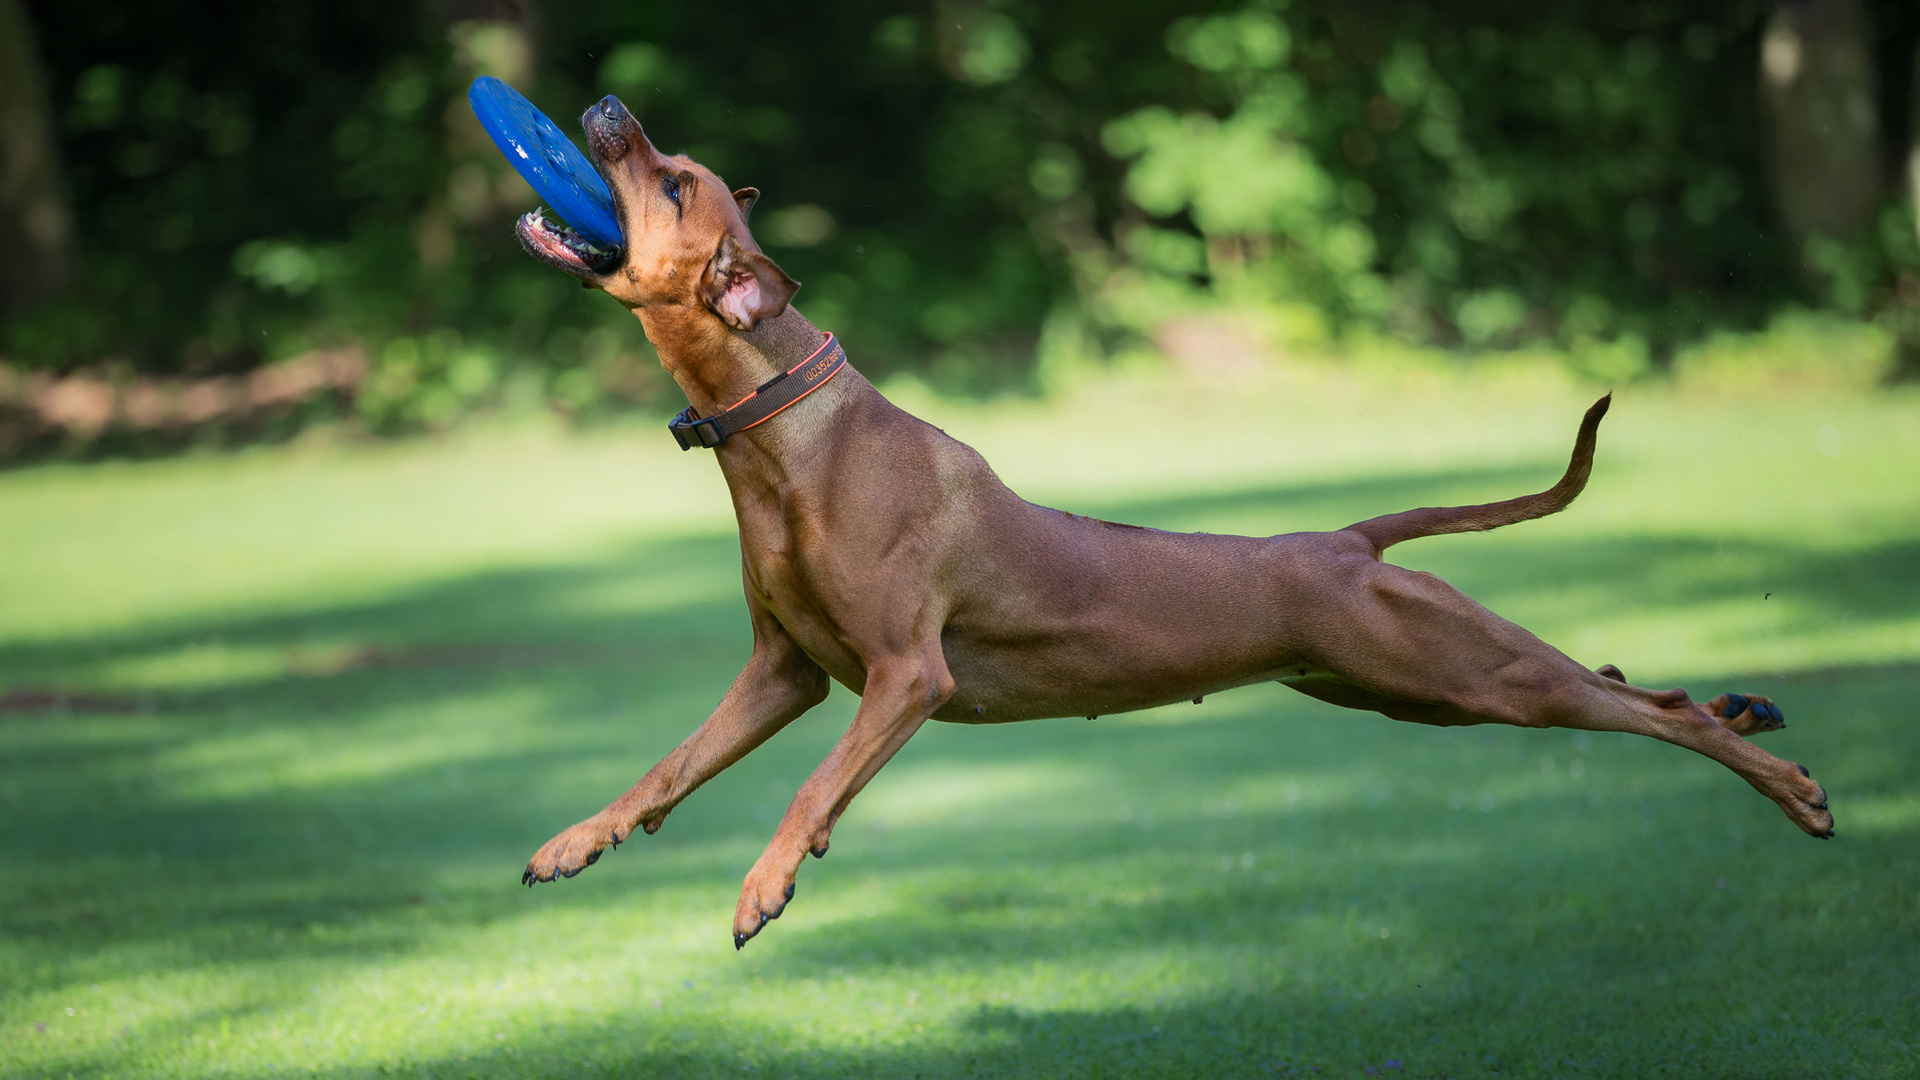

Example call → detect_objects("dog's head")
515 95 798 333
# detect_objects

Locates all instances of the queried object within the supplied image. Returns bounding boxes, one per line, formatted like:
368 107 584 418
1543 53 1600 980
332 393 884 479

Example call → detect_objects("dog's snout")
581 95 647 162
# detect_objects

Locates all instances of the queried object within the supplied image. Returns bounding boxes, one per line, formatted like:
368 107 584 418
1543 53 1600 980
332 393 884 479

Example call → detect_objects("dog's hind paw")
522 818 625 886
1767 760 1833 839
1705 693 1786 736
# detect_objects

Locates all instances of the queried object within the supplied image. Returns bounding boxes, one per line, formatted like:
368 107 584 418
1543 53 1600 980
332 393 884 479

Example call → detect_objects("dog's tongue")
468 76 622 249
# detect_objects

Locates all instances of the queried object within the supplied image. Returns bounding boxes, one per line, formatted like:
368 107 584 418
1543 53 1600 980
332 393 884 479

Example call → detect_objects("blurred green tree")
3 0 1918 435
1099 0 1920 379
0 0 73 313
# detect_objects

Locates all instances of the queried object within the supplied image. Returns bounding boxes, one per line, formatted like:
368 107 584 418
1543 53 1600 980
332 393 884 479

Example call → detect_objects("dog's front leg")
523 605 828 885
731 650 954 948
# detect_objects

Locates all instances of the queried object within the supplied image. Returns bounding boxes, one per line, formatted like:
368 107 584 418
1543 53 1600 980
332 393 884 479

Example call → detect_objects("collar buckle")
669 408 726 451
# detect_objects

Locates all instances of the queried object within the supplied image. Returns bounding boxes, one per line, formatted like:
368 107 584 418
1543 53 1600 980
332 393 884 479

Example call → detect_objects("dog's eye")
662 175 681 205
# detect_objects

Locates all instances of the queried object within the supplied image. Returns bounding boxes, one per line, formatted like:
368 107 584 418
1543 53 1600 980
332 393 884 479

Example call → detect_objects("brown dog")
514 96 1833 949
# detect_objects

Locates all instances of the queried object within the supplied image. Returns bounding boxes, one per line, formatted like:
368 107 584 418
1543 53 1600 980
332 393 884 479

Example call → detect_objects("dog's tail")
1343 394 1611 558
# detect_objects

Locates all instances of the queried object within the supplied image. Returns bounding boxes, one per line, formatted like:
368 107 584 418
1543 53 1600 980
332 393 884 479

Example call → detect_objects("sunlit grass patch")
1848 792 1920 836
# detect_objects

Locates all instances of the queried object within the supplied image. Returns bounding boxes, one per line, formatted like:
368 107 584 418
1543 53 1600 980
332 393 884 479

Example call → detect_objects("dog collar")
669 334 849 450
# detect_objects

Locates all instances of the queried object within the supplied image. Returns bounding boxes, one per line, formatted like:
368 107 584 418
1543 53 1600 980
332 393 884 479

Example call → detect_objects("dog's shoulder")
849 388 1005 497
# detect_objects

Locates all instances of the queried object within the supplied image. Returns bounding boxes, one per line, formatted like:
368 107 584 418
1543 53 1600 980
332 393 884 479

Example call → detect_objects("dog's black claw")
734 932 747 950
1796 763 1810 778
610 835 620 850
1722 694 1749 719
522 869 533 886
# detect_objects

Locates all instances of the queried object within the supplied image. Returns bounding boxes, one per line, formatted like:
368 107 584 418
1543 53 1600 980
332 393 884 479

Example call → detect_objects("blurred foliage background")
3 0 1920 448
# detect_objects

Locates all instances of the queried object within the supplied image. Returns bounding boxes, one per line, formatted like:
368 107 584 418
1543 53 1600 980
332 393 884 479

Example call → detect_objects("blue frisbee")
468 76 623 249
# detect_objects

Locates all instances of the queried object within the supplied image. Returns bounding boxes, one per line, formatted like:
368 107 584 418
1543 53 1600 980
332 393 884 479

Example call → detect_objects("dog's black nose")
597 95 625 118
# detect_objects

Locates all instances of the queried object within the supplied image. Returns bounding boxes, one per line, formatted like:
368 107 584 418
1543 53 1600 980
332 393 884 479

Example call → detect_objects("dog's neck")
639 306 829 421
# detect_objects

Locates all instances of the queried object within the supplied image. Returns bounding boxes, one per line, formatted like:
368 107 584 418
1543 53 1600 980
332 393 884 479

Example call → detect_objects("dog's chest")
736 512 873 684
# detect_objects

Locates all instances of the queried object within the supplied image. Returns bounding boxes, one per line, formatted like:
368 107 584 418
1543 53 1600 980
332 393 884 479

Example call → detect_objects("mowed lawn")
2 364 1917 1079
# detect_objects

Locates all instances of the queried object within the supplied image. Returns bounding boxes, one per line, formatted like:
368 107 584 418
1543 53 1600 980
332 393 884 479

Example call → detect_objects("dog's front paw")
731 860 798 950
1705 692 1786 736
523 818 625 885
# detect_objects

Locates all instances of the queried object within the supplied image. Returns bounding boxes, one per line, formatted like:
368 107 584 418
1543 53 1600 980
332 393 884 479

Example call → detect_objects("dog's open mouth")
515 207 622 277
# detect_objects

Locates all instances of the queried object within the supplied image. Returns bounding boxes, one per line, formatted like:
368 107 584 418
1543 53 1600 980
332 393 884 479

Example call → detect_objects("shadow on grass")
3 468 1918 1077
13 678 1918 1080
188 975 1885 1080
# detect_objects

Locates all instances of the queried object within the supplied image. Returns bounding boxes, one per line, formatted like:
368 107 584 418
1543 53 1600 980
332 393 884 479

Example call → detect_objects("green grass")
2 362 1917 1079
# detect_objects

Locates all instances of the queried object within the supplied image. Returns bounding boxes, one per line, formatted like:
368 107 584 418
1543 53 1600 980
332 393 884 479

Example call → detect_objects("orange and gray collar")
669 334 849 450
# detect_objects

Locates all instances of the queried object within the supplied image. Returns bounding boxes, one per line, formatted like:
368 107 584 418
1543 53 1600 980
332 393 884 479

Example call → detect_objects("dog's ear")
701 232 798 332
732 187 760 220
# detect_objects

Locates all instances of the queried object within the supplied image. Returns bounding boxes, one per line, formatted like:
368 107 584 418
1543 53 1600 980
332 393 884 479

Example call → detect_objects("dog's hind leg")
523 595 829 886
1287 555 1831 838
731 647 954 948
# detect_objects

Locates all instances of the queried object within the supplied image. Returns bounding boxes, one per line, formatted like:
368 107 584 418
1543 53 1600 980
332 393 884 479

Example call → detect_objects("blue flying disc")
468 76 623 249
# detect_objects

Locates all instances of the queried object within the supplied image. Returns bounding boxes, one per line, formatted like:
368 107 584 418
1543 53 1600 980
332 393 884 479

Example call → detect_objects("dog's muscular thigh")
1288 556 1590 727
